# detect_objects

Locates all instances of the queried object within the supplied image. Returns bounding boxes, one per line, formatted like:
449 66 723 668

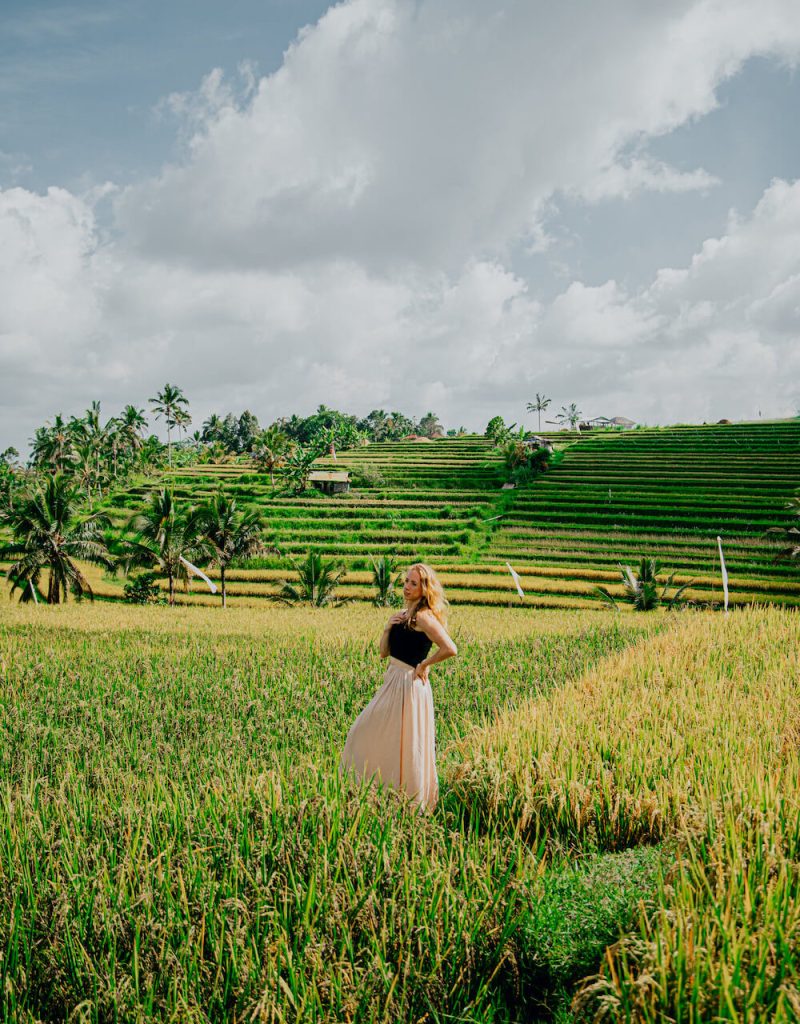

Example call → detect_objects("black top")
389 621 433 668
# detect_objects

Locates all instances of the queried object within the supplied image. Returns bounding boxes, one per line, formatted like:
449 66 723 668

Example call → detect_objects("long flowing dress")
340 621 438 810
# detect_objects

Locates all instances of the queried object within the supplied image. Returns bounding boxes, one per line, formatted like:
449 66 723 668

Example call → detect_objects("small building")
309 470 351 495
523 434 554 452
581 415 637 431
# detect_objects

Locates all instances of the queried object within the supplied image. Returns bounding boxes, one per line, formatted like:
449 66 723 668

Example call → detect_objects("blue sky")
2 0 800 453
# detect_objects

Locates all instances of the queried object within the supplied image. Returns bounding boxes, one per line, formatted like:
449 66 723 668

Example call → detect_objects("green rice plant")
0 602 655 1022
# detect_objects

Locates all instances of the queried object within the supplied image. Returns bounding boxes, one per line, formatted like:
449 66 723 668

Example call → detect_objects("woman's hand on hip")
413 663 430 685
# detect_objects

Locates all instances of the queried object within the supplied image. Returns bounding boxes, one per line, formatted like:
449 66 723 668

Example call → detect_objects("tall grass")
0 604 654 1022
450 608 800 1020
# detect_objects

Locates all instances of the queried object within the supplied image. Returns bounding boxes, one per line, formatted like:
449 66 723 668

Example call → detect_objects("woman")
341 563 457 810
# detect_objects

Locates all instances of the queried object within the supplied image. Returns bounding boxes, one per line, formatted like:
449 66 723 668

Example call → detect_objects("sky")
1 0 800 455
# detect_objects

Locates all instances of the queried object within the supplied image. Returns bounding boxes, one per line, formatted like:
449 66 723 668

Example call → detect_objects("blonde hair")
405 562 448 628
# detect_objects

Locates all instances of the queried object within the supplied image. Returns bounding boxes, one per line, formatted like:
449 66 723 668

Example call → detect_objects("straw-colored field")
1 602 799 1021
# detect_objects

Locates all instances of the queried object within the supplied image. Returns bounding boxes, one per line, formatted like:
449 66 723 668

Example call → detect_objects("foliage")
357 409 418 441
0 605 657 1021
120 488 203 605
281 443 320 495
526 392 552 432
250 425 291 483
767 494 800 561
201 410 261 453
349 463 387 488
149 383 190 467
485 415 507 442
275 550 347 606
191 489 267 607
418 410 444 438
0 473 112 604
370 554 401 606
594 557 694 611
123 571 165 605
555 402 582 431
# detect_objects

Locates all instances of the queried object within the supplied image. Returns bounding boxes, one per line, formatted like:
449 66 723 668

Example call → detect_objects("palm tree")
555 403 582 432
201 413 224 443
120 489 201 605
149 384 190 467
191 490 266 608
595 558 694 611
119 405 148 456
251 426 290 485
418 411 443 439
0 474 112 604
370 555 400 607
526 393 551 433
275 550 347 606
30 415 77 473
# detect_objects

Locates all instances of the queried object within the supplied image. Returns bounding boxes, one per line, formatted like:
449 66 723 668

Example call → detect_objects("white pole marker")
29 579 39 604
505 562 525 599
716 536 729 613
179 556 218 594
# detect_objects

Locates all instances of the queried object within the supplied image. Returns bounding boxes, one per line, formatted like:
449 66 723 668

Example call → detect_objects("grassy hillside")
2 421 799 608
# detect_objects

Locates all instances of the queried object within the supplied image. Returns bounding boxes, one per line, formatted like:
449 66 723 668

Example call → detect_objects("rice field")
2 601 800 1021
55 421 798 611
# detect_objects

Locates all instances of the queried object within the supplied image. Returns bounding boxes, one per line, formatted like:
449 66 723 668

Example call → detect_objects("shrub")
123 571 165 605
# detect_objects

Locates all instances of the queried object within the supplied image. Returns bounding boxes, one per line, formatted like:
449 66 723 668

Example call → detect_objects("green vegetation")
595 556 694 611
0 603 657 1022
3 602 800 1019
3 419 800 610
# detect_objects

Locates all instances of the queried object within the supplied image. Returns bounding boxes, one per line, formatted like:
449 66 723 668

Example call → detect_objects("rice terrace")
2 407 800 1022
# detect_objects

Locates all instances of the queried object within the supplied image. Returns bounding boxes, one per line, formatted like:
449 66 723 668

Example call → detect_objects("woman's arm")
413 610 457 682
379 610 407 658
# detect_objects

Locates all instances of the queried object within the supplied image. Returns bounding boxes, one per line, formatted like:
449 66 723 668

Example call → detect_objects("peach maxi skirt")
341 657 438 810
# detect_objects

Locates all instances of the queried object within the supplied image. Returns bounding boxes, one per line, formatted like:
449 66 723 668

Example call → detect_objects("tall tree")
119 405 148 458
1 474 112 604
526 393 551 432
192 489 266 608
251 426 291 485
121 489 200 605
149 384 190 467
556 403 582 432
237 410 261 452
418 411 443 439
201 413 224 443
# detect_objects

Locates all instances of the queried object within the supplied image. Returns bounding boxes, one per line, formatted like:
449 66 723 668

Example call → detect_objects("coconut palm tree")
370 554 400 607
555 403 582 432
149 384 190 467
0 474 112 604
191 489 266 608
120 489 201 605
251 426 290 486
418 411 443 439
30 415 77 473
595 557 694 611
526 393 551 432
119 405 148 456
275 550 347 606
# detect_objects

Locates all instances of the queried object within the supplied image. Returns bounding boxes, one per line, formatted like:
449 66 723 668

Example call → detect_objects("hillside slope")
3 423 798 608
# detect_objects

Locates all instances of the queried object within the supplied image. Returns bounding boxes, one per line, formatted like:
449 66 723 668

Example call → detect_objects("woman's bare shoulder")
414 608 439 631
